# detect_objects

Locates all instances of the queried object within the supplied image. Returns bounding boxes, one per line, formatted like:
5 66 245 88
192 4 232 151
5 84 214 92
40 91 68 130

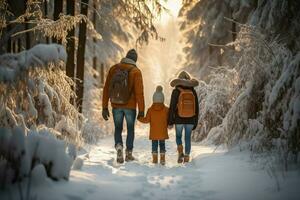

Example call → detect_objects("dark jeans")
152 140 166 153
175 124 193 155
112 108 136 151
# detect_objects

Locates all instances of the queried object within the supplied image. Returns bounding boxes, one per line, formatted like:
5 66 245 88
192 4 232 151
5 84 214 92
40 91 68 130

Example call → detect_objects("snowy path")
4 126 299 200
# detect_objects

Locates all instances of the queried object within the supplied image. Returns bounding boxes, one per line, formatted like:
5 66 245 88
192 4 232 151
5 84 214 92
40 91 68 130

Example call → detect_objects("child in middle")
138 85 169 165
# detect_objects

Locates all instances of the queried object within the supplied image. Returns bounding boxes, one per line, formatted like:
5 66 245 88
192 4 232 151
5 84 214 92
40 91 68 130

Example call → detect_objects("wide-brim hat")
170 71 199 87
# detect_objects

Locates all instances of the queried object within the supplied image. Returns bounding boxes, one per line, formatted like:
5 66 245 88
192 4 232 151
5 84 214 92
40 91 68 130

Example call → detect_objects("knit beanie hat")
126 49 138 62
153 85 164 103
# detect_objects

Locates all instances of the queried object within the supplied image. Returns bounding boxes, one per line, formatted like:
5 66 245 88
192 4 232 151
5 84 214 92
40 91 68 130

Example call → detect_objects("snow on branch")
0 44 83 185
181 0 300 167
0 44 67 83
0 44 83 146
204 24 300 168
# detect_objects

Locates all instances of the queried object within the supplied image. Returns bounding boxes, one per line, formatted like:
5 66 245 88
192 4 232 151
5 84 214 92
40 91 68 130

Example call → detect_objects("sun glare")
159 0 182 23
166 0 182 16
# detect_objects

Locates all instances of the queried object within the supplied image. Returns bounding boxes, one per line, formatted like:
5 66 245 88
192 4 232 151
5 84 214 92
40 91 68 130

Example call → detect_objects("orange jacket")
102 62 145 112
139 103 169 140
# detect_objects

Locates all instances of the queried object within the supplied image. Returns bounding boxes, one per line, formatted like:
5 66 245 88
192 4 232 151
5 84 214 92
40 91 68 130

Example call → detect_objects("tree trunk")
53 0 63 44
92 0 97 69
66 0 75 80
12 40 17 53
100 63 104 87
92 0 99 85
6 25 12 53
25 23 31 49
76 0 89 113
44 0 50 44
92 0 97 43
231 8 237 50
232 21 237 42
17 38 22 52
24 0 30 49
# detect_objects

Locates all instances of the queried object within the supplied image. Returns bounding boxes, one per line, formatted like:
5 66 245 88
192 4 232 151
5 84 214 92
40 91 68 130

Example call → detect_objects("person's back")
102 49 145 164
138 86 169 165
168 71 199 163
140 103 169 141
168 85 198 126
103 59 144 111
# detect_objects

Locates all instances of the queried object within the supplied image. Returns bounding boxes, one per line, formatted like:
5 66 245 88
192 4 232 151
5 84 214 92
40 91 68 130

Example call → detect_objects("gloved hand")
102 108 110 121
193 124 197 130
137 111 144 119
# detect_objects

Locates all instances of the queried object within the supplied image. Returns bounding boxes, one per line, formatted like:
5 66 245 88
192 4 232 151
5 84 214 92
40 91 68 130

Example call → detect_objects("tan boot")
116 144 124 164
184 155 190 163
152 153 158 164
177 145 184 163
125 150 135 162
160 153 166 165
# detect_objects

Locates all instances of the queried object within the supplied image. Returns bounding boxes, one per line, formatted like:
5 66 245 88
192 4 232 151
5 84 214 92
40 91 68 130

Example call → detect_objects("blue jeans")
112 108 136 150
152 140 166 153
175 124 193 155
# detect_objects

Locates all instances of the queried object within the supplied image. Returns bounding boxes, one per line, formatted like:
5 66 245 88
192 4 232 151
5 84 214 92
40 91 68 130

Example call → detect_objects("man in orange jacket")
102 49 145 163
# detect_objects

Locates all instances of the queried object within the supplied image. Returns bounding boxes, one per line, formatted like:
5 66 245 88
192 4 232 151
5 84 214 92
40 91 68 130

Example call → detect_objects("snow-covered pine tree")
181 0 300 168
0 44 83 184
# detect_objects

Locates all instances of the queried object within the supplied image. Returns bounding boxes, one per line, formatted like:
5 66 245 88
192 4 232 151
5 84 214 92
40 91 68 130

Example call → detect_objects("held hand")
193 123 199 130
102 108 110 121
192 125 197 130
137 111 145 119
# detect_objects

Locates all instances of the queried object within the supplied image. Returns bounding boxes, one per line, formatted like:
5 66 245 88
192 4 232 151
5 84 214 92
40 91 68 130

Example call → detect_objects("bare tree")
76 0 89 113
66 0 76 84
53 0 63 44
24 0 30 49
43 0 50 43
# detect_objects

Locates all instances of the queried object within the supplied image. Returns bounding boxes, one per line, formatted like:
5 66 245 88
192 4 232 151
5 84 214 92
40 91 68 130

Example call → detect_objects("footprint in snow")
107 158 121 168
65 194 83 200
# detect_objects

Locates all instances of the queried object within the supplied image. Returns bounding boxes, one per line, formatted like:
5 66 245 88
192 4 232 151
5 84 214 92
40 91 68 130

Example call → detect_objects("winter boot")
152 153 158 164
116 144 124 164
160 153 166 165
184 155 190 163
125 150 135 162
177 145 184 163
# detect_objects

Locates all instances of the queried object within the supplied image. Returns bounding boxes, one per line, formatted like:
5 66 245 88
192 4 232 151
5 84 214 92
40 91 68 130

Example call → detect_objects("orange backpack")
177 88 196 118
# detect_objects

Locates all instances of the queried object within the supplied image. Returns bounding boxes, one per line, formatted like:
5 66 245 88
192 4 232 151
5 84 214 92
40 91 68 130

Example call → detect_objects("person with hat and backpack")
168 71 199 163
102 49 145 164
138 85 169 165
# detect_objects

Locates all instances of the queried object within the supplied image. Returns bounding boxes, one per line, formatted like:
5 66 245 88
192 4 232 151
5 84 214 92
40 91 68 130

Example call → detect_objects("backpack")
108 66 134 104
177 88 196 118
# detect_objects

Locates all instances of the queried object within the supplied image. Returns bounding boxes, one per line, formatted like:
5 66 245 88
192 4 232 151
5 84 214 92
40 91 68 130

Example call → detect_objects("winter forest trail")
23 126 298 200
21 6 299 200
1 1 300 200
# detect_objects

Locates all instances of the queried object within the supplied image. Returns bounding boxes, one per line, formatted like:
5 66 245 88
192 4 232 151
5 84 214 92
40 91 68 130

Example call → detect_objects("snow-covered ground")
1 126 299 200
